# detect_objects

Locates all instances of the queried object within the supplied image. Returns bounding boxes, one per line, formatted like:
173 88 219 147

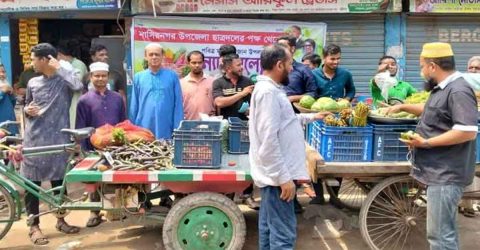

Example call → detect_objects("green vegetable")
299 95 316 109
400 130 417 140
337 99 351 110
311 97 339 112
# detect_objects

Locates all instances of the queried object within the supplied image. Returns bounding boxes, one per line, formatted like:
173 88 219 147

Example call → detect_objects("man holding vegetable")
386 42 477 250
249 44 330 250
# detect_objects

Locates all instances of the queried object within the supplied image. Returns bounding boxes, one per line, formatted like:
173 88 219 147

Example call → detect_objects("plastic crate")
228 117 249 154
371 124 417 162
309 121 373 162
173 121 222 168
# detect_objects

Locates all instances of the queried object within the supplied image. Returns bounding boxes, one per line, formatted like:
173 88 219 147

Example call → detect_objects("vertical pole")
384 13 407 81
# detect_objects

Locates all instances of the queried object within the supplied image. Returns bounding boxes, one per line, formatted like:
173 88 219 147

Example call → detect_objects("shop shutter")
406 16 480 89
318 15 385 95
274 14 386 95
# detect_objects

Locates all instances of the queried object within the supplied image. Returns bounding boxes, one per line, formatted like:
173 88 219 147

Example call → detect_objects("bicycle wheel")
359 175 428 250
0 185 15 240
326 178 370 211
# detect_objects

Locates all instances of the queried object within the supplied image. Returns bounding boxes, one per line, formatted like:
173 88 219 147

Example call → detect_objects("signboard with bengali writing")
131 0 402 14
132 16 327 76
0 0 120 12
410 0 480 13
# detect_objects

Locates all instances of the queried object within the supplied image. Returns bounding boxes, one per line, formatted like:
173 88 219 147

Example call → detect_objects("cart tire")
162 192 246 250
359 175 428 250
0 185 15 240
326 178 370 211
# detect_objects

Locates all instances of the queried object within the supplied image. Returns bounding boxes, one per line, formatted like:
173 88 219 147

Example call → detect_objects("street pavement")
1 190 479 249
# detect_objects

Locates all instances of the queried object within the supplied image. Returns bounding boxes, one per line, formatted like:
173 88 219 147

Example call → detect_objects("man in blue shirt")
276 36 317 103
312 44 356 101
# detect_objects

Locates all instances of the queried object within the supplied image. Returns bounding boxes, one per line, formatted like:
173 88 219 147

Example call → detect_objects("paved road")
1 190 479 250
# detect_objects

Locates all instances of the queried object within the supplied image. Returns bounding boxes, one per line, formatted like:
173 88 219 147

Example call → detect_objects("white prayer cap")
89 62 109 72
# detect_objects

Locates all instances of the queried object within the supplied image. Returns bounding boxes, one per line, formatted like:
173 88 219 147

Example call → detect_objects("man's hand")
241 85 254 97
314 111 333 120
377 63 389 73
400 133 428 149
279 180 296 202
25 103 40 117
382 104 403 115
0 84 12 94
48 55 61 70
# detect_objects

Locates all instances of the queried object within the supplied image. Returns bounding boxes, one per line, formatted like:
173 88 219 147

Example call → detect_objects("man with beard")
276 36 317 103
386 42 477 249
129 43 183 139
213 53 254 120
180 51 215 120
22 43 83 245
212 53 258 209
76 62 126 227
370 56 416 107
250 44 330 250
312 44 356 101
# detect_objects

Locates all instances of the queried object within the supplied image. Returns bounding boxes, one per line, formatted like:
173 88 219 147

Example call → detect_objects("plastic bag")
374 71 398 101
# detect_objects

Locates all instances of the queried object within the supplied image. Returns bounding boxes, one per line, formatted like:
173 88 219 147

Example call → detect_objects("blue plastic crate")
228 117 249 154
173 121 222 168
308 121 373 162
371 124 417 162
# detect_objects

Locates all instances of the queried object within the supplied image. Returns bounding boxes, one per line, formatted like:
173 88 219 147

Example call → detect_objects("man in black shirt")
213 53 254 120
387 42 477 249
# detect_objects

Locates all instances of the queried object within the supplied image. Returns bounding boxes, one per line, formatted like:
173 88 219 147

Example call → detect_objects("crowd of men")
1 34 480 249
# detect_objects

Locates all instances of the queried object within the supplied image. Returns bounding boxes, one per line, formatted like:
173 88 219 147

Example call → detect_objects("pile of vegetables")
94 140 174 172
322 102 369 127
405 91 430 104
351 102 369 127
299 96 351 112
370 109 417 119
90 120 155 149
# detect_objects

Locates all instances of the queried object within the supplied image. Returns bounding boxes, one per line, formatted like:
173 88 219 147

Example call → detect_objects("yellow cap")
420 42 454 58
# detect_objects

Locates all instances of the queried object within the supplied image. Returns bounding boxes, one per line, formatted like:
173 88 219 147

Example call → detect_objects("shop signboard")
411 0 480 13
132 0 402 14
0 0 120 12
132 16 327 76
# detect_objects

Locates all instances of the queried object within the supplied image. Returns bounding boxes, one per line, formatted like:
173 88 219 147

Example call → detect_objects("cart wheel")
359 175 428 250
0 185 15 240
326 178 370 211
162 192 246 250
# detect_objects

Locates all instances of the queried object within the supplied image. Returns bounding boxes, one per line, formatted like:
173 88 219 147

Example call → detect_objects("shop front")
405 2 480 88
0 0 127 87
131 0 403 95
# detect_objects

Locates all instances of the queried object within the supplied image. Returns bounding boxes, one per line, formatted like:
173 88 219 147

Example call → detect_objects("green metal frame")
0 142 77 222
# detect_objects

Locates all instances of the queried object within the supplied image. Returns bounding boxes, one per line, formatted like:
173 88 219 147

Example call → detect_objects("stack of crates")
309 121 373 162
228 117 249 154
173 121 222 169
371 124 417 161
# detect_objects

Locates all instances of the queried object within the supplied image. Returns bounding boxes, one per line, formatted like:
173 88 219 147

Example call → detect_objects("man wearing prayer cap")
386 42 477 249
76 61 126 228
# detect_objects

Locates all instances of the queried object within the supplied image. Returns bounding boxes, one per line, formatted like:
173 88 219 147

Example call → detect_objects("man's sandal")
29 227 49 245
86 214 104 228
56 221 80 234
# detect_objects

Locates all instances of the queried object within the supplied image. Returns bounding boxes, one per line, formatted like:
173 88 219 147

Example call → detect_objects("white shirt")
249 75 314 188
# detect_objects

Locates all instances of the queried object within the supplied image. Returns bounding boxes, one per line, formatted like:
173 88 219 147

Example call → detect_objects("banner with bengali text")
411 0 480 13
132 16 327 76
0 0 120 12
132 0 402 14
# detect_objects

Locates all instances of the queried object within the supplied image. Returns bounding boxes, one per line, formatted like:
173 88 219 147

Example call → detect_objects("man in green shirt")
370 56 416 106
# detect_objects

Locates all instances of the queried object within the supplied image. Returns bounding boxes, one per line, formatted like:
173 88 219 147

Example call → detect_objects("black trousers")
25 180 64 226
312 178 343 202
